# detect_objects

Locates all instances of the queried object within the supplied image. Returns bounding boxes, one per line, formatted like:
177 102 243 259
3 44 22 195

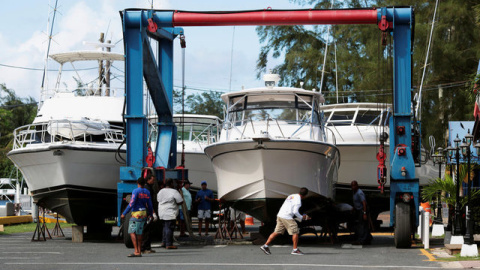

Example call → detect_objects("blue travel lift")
118 7 420 248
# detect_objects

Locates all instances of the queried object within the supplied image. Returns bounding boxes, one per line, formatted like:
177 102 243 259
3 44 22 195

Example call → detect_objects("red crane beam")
172 9 378 27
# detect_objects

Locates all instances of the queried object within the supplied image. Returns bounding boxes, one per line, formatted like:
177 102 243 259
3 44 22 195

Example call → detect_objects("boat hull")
334 144 439 218
8 144 124 225
176 151 217 191
205 140 339 223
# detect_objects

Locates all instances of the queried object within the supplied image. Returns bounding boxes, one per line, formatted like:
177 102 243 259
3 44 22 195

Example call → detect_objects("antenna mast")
40 0 59 109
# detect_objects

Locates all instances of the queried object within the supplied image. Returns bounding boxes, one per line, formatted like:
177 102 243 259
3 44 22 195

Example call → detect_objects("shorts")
197 209 211 219
128 218 146 235
273 216 299 235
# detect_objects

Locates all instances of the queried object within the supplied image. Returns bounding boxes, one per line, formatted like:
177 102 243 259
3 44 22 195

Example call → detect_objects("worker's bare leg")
264 232 279 246
136 234 143 255
292 233 299 249
130 233 140 255
198 219 203 235
205 219 210 235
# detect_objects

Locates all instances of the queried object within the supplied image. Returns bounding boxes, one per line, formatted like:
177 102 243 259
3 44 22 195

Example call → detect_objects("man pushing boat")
260 187 309 255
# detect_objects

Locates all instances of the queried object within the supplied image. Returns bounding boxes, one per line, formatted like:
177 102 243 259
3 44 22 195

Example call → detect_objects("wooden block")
0 225 4 232
72 225 84 243
444 244 462 255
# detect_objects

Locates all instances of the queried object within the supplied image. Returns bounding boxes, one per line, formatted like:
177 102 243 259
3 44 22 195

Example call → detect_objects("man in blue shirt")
121 177 153 257
195 181 214 236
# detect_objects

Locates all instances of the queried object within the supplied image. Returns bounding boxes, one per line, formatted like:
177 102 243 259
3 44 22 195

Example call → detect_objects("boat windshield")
228 94 319 124
326 108 390 126
149 117 220 144
176 122 219 143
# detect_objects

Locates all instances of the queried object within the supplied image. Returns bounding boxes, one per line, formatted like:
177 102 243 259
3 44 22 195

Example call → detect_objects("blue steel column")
118 10 178 223
154 32 177 169
117 11 152 222
380 7 419 227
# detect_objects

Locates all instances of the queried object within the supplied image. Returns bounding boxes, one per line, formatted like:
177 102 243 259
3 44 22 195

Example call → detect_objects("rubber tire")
123 212 134 248
394 202 412 248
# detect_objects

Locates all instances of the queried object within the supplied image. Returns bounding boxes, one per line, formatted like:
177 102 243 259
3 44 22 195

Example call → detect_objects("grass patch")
0 222 76 235
437 253 480 261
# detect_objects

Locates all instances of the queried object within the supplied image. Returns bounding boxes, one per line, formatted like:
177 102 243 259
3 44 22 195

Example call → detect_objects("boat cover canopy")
49 51 124 64
221 87 325 103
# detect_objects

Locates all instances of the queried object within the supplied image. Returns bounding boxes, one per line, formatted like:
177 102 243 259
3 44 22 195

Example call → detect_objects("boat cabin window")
355 110 381 125
229 96 246 111
228 94 319 124
328 111 355 126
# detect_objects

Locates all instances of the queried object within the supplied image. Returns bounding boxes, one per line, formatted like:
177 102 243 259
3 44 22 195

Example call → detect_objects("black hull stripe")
31 184 116 196
8 145 126 156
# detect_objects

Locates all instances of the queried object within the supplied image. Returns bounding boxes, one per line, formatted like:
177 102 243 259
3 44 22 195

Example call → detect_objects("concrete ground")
1 223 477 270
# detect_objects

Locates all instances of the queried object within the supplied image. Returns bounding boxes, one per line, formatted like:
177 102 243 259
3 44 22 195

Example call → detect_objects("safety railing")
223 118 325 142
12 120 124 150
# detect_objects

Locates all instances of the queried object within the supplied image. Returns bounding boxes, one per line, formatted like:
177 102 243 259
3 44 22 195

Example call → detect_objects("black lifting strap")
180 34 186 167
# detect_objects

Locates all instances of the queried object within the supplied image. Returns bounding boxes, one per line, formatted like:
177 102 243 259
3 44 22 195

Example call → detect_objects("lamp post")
462 130 474 244
453 134 462 236
432 147 445 224
446 143 455 232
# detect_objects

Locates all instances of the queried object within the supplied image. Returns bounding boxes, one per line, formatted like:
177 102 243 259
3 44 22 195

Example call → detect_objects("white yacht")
204 74 340 223
7 50 125 225
323 103 439 219
151 114 221 191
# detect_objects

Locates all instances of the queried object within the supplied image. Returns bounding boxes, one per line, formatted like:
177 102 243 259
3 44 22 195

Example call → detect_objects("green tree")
0 84 37 178
184 91 223 118
256 0 480 146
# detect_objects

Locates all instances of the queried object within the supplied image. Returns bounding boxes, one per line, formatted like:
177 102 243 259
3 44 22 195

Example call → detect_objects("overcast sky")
0 0 305 101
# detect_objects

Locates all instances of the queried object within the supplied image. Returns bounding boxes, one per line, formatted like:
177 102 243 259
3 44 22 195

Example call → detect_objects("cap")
201 181 207 185
184 180 192 185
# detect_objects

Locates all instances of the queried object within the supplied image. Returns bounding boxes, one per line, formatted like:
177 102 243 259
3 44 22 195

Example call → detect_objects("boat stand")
214 203 231 241
228 209 243 239
31 207 51 241
51 214 64 237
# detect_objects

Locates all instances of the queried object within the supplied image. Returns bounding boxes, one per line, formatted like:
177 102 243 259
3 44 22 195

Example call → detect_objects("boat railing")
326 122 383 143
12 120 124 150
150 120 221 147
190 123 220 145
225 118 324 141
324 127 337 145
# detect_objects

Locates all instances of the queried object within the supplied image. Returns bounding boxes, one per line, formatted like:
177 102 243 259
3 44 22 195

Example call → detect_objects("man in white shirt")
157 178 183 249
260 187 309 255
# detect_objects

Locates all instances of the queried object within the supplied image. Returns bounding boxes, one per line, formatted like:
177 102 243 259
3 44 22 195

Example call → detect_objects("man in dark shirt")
195 181 214 236
141 174 159 253
351 180 372 245
121 177 153 257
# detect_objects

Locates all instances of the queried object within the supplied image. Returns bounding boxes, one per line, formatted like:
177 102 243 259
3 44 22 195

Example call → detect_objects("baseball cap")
201 181 207 185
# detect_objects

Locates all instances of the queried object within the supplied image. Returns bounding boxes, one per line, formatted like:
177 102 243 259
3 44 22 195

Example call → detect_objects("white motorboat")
323 102 439 219
204 74 340 223
7 50 126 225
149 114 221 191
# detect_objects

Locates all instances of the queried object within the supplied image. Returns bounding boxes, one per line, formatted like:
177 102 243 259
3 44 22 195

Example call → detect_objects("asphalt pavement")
0 226 471 270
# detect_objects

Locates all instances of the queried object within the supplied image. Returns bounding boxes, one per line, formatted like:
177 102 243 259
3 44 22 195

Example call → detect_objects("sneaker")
260 245 271 255
291 249 304 255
